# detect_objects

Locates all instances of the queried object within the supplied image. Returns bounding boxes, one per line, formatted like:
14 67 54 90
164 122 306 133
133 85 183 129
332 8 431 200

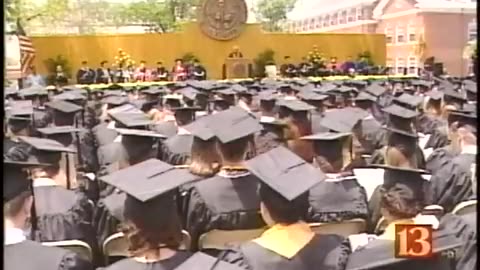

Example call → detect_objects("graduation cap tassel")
66 153 71 190
74 117 84 169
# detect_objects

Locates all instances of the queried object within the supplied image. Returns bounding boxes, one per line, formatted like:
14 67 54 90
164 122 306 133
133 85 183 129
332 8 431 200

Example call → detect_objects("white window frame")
468 20 477 42
467 60 474 75
385 26 394 44
356 7 363 20
348 8 355 22
396 57 406 75
408 24 416 42
386 58 395 74
340 10 347 24
396 26 405 43
316 16 322 29
324 15 330 27
407 56 418 75
331 13 338 25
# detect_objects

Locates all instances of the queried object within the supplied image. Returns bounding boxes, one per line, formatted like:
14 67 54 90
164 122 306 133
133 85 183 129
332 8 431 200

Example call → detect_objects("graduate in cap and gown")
346 165 462 270
94 127 166 248
426 112 476 213
97 159 243 270
221 146 351 270
192 60 207 81
185 107 265 252
3 159 93 270
18 86 51 130
152 94 184 137
353 92 384 153
152 61 169 82
4 100 35 153
76 61 96 85
301 132 369 224
297 90 329 134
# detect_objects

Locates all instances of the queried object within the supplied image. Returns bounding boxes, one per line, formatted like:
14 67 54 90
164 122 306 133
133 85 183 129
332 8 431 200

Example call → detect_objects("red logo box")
395 224 433 259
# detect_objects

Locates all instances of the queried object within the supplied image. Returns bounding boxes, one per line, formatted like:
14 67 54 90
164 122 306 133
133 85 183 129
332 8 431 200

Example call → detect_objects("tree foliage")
255 0 296 32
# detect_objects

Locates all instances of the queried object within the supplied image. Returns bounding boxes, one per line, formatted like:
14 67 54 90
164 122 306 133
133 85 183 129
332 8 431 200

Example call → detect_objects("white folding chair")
198 228 266 251
42 240 92 261
102 230 191 265
309 218 367 237
452 200 477 216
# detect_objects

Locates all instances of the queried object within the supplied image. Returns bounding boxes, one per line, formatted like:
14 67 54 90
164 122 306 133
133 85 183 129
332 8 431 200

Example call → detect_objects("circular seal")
198 0 248 41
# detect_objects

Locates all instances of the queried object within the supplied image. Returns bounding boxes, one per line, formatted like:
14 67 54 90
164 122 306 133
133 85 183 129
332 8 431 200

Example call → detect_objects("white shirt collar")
461 145 477 155
33 177 57 187
4 227 26 245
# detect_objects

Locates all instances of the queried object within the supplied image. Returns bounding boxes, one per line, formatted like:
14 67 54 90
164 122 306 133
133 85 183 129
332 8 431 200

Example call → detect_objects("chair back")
102 230 191 265
198 228 266 251
309 219 367 237
42 240 92 261
452 200 477 216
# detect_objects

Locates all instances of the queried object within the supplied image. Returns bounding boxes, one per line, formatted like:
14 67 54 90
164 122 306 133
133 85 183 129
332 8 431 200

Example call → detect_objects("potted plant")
253 49 276 78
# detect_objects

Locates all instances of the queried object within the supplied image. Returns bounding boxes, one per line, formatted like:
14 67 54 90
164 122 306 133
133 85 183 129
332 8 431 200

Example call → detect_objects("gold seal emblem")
198 0 248 41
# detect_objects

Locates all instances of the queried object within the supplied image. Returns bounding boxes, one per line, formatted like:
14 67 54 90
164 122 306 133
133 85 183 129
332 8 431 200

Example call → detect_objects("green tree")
255 0 297 32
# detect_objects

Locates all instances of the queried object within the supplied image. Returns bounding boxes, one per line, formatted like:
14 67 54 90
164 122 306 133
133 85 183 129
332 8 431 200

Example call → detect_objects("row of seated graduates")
3 76 476 269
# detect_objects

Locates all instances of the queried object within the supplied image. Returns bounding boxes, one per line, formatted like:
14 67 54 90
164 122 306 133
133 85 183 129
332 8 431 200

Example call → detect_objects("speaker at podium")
223 58 252 79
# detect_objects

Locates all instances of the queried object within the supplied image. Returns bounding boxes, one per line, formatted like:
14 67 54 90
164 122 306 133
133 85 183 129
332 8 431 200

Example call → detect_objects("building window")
340 10 347 24
309 18 315 29
385 27 394 44
468 20 477 42
396 26 405 43
408 24 416 42
356 7 363 20
408 56 418 75
396 57 406 75
316 16 322 28
386 58 394 74
331 14 338 25
324 15 330 27
348 8 355 22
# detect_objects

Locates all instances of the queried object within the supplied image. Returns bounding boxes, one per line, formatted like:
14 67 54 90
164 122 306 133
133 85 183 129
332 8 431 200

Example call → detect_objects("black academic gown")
99 251 193 270
367 146 426 169
360 116 384 152
32 185 95 247
153 121 179 138
93 191 126 248
307 177 369 224
159 134 194 165
185 170 264 252
222 234 351 270
254 130 286 156
311 111 329 134
5 240 93 270
424 124 449 150
427 157 473 212
76 68 95 85
417 114 442 135
345 230 460 270
425 145 459 174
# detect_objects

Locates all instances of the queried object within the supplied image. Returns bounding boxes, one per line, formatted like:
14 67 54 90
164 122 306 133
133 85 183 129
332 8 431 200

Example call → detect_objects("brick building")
287 0 477 76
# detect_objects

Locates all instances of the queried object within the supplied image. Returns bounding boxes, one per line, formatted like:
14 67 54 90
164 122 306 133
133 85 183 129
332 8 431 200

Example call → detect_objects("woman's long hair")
120 193 183 257
284 116 314 163
188 137 221 177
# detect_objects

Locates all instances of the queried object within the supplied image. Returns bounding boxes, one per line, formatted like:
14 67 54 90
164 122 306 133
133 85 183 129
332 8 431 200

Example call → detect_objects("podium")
224 58 251 79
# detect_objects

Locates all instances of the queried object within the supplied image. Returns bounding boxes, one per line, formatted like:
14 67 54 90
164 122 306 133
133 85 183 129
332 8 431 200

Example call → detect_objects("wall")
31 23 386 79
423 12 476 76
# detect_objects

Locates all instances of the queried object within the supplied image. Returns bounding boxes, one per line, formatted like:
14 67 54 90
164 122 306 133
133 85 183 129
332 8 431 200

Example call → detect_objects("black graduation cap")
369 164 429 189
5 87 18 97
258 90 278 101
319 108 367 133
19 86 48 97
18 136 76 154
109 112 153 128
3 159 48 202
53 92 86 102
277 99 315 112
441 87 467 103
246 146 325 201
205 107 263 143
37 126 83 136
141 86 167 96
394 93 424 109
448 111 477 134
102 96 129 106
301 131 351 141
46 100 83 114
130 99 158 111
7 100 34 117
385 126 418 138
365 84 386 97
177 87 202 101
315 83 337 93
354 92 376 102
216 88 237 96
107 103 142 115
175 252 246 270
464 83 477 94
115 128 167 139
301 132 351 160
382 104 419 119
182 116 215 141
99 159 198 202
426 90 444 100
298 91 328 101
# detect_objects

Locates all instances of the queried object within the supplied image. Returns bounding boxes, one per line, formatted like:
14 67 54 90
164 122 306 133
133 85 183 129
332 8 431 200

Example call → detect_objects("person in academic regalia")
151 94 184 137
345 165 462 270
228 46 243 58
185 108 265 252
172 59 187 82
18 87 51 130
297 91 329 134
426 113 476 213
76 61 95 85
353 92 383 153
9 138 95 250
96 61 113 84
152 61 169 81
158 107 202 165
94 128 165 248
192 60 207 81
3 160 93 270
55 65 69 87
133 61 151 82
301 132 369 224
4 100 35 153
420 91 444 135
221 146 351 270
96 159 214 270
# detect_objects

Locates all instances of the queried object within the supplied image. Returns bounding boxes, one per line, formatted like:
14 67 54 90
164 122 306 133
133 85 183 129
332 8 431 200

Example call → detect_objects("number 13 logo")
395 224 433 259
